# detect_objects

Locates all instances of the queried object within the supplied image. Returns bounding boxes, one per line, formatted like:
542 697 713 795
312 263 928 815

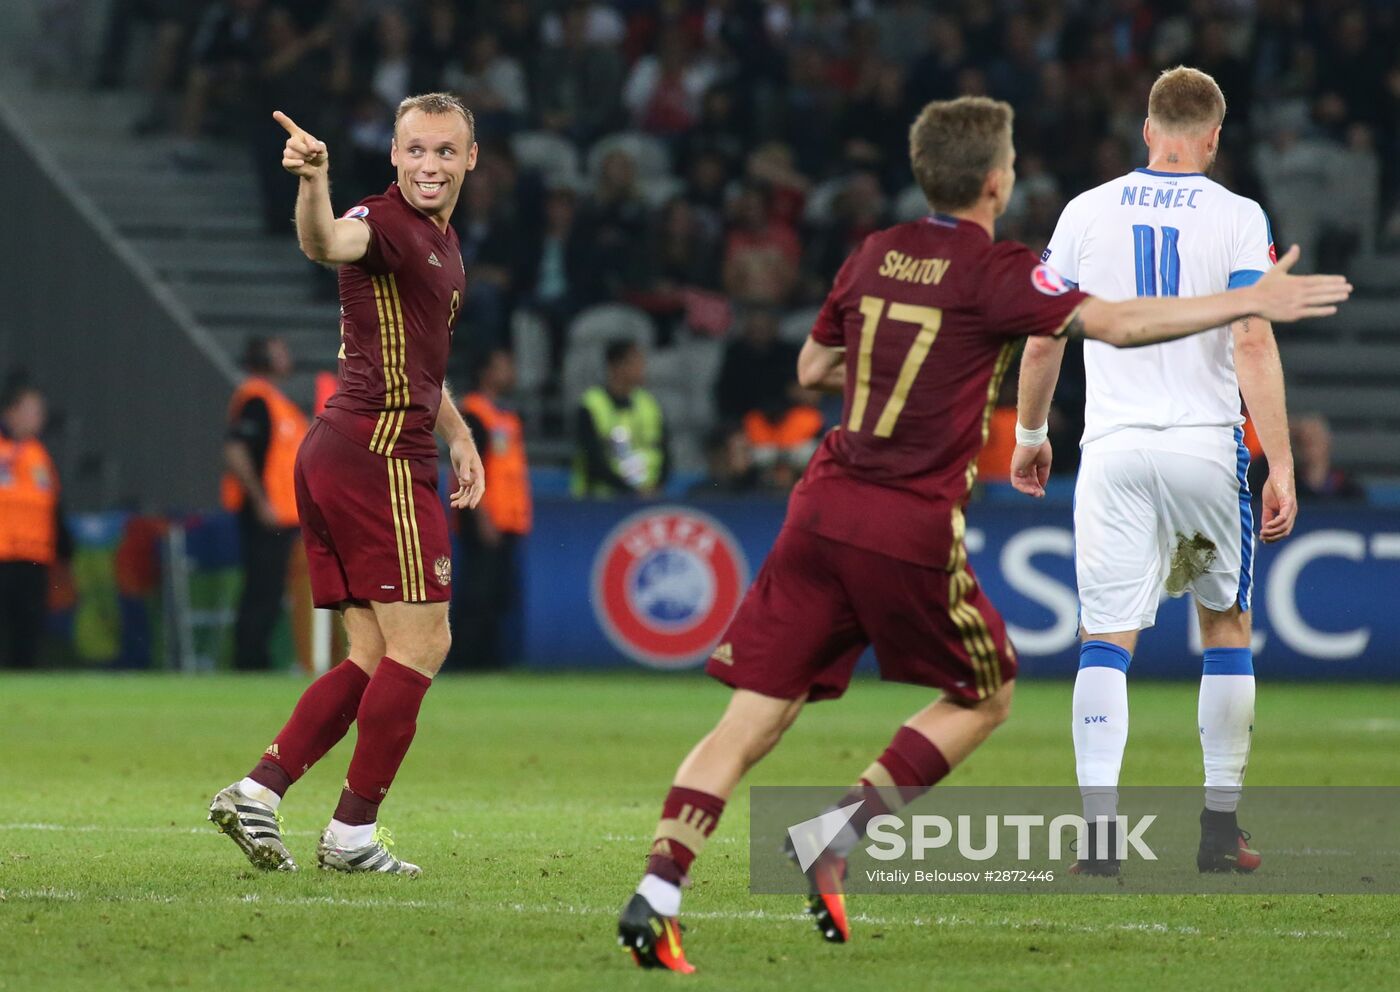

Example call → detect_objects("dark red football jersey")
787 213 1088 568
320 183 466 460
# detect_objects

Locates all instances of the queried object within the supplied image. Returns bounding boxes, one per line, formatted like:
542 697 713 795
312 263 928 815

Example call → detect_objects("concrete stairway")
1281 255 1400 478
0 72 333 411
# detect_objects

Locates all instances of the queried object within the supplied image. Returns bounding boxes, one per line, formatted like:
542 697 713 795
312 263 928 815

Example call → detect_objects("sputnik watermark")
787 803 1157 869
865 813 1157 862
753 786 1400 894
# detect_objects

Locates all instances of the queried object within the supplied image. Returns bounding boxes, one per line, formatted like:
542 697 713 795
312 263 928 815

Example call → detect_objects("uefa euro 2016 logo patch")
591 507 749 669
1030 263 1071 296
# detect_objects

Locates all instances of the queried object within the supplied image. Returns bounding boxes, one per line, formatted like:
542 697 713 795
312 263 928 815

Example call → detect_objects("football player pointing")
617 95 1349 971
209 94 484 876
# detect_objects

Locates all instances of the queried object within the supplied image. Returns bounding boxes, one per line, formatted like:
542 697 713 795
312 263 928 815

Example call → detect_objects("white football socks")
328 818 376 849
1073 643 1131 822
238 777 281 811
638 873 682 917
1199 648 1255 813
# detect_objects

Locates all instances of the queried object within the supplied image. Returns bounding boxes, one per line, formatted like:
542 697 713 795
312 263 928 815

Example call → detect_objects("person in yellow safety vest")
453 347 532 669
0 377 72 669
220 336 308 670
572 339 670 499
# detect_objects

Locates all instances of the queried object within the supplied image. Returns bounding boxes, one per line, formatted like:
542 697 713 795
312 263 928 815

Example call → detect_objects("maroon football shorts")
707 525 1016 703
294 419 452 610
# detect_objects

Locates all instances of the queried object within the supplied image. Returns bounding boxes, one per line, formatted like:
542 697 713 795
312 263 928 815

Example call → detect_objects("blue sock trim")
1079 641 1131 673
1203 647 1254 676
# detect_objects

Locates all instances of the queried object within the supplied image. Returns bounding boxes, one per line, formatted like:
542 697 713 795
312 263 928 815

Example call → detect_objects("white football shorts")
1073 430 1253 633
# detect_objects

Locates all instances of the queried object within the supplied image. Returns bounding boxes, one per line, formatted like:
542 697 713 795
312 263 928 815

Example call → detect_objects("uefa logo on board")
591 507 750 669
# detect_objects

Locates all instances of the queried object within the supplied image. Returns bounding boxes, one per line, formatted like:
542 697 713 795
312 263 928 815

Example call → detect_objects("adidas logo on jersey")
710 643 734 666
427 251 443 267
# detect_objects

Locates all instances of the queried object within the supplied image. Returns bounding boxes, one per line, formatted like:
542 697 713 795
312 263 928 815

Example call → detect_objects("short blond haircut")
1148 67 1226 133
909 97 1013 212
394 92 476 143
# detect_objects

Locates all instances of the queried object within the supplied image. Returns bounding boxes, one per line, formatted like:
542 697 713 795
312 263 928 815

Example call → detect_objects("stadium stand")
3 0 1400 490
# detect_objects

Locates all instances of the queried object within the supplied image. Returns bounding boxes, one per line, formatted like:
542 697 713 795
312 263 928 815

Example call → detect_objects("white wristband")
1015 422 1049 447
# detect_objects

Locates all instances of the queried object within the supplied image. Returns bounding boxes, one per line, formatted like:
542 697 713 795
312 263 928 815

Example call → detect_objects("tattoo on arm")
1238 316 1252 334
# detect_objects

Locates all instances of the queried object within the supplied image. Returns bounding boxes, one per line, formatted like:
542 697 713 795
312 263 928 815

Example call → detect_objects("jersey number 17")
848 295 942 438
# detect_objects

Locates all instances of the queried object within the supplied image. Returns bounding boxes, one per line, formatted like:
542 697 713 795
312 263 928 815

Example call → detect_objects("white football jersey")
1043 168 1275 450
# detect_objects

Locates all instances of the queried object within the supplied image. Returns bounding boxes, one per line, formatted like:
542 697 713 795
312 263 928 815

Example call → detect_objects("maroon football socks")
247 658 371 797
845 725 951 838
645 786 727 885
333 657 433 826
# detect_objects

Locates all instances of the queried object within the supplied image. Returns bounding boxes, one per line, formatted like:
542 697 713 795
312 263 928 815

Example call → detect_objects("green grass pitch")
2 673 1397 990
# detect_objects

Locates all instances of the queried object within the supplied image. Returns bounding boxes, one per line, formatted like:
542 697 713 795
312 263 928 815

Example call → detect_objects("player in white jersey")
1011 67 1299 875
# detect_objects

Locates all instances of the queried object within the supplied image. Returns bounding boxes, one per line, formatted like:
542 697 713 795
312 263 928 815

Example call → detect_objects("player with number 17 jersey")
708 211 1088 704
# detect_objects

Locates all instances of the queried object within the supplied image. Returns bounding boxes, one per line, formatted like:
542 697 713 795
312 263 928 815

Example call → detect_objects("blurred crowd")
87 0 1400 486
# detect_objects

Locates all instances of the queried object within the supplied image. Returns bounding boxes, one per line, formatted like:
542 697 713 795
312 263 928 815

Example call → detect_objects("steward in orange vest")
0 380 71 668
0 422 61 565
221 381 309 528
461 392 533 537
222 337 308 671
450 348 531 670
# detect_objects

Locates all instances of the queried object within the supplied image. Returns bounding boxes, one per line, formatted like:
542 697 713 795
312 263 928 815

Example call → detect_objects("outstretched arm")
274 110 371 265
1070 245 1350 347
1234 316 1296 542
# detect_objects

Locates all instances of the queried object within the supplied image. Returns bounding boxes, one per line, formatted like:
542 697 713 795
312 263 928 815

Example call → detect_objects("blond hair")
909 97 1014 212
1148 67 1226 133
394 92 476 142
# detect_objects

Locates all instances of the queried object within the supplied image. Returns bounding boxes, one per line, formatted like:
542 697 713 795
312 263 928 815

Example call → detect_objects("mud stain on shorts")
1166 532 1217 596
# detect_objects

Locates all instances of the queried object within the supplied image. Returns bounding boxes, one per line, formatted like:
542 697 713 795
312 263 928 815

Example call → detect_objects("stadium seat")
894 184 930 222
677 336 724 429
510 130 582 189
561 304 657 429
647 350 691 424
638 175 686 209
803 177 845 226
779 307 821 344
511 309 551 432
567 303 657 351
586 131 672 183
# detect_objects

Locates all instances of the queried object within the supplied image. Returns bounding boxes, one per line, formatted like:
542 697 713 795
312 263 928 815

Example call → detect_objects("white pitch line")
1358 718 1400 733
504 903 1368 941
3 889 438 910
7 824 1381 858
0 889 1380 940
238 893 437 909
2 823 712 844
1 822 320 837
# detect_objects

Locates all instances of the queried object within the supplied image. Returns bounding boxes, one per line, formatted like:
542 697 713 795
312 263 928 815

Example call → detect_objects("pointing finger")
273 110 303 137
